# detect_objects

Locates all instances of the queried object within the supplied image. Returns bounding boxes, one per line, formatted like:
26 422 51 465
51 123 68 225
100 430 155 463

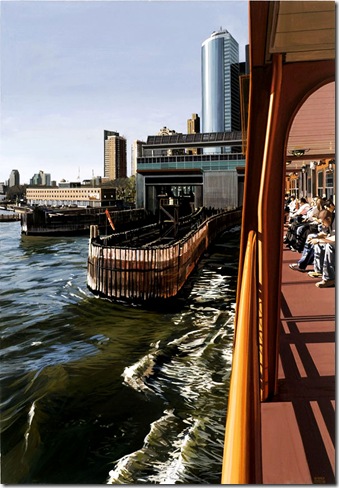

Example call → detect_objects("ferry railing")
221 230 262 484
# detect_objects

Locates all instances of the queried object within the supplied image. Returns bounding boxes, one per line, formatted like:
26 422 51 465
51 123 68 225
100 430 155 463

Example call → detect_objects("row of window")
288 168 335 200
137 154 245 164
27 193 100 196
26 191 101 198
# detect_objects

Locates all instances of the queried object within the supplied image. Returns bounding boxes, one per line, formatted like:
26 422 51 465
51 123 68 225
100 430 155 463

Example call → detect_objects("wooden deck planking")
261 246 335 484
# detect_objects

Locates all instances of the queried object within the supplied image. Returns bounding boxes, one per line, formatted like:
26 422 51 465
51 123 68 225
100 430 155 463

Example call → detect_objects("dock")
261 245 335 484
87 208 241 301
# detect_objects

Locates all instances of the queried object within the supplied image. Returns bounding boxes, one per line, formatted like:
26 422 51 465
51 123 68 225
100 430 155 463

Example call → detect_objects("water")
0 220 240 484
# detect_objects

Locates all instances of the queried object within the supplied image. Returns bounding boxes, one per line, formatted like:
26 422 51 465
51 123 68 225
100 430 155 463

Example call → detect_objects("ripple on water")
1 222 240 484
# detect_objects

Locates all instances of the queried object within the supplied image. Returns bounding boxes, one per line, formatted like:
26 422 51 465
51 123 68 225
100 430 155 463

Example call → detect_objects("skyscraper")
104 130 127 181
8 169 20 187
30 170 51 186
201 29 240 135
187 113 200 134
187 113 201 155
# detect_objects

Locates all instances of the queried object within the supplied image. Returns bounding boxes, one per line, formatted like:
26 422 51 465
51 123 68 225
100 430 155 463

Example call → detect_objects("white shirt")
295 203 311 215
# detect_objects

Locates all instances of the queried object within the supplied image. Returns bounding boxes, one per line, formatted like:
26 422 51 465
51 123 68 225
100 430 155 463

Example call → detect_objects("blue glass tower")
201 29 240 135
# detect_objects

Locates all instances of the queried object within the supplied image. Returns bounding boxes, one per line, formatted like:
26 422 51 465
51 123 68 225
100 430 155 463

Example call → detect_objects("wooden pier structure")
87 208 241 301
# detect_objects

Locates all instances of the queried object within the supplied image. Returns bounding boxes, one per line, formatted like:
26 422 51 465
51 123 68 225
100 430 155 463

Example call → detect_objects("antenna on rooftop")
77 167 81 181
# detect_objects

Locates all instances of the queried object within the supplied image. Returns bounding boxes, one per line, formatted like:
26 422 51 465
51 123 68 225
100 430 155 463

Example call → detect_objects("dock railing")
221 230 262 484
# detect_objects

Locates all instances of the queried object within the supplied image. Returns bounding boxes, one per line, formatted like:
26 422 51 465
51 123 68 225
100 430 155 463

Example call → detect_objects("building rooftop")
145 131 243 149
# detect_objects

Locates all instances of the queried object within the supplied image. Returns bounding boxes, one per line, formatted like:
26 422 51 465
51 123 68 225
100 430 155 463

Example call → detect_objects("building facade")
201 29 240 137
30 170 51 186
136 131 245 213
9 169 20 187
187 113 201 155
131 140 144 176
26 186 116 207
104 130 127 181
187 113 200 134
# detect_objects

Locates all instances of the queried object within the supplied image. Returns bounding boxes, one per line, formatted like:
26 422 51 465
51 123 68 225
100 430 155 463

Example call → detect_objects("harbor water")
0 220 240 484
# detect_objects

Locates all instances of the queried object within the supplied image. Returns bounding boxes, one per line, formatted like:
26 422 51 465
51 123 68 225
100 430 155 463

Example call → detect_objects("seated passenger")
294 197 326 251
289 209 333 272
284 197 313 250
308 238 335 288
289 197 310 222
287 195 297 217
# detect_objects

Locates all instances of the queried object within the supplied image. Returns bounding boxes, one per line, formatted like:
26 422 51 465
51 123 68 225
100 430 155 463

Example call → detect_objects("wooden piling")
87 209 241 301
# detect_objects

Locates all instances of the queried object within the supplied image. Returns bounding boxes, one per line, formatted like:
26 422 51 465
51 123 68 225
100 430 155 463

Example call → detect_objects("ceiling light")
289 149 310 157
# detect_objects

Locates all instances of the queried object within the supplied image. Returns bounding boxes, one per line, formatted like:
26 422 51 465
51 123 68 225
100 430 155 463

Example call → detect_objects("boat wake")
122 348 159 396
107 409 198 484
110 276 236 484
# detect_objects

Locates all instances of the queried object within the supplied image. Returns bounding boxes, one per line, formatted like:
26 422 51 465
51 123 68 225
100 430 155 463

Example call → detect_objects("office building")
30 170 51 186
201 29 240 136
187 113 200 134
187 113 201 155
104 130 127 181
8 169 20 187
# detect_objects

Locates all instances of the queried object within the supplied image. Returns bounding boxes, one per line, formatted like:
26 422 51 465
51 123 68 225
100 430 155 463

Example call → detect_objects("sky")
0 0 249 184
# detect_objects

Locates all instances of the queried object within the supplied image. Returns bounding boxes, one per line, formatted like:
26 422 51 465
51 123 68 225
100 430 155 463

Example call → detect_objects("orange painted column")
235 64 272 318
235 56 283 400
257 53 285 400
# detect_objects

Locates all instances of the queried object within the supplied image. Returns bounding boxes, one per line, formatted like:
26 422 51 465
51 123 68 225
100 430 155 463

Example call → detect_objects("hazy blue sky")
1 0 248 184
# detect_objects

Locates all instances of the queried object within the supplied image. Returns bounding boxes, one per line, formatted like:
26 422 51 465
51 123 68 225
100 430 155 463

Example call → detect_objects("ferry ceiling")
268 1 335 172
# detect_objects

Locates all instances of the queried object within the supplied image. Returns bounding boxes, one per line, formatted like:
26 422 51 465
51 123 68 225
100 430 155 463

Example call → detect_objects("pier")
87 208 241 301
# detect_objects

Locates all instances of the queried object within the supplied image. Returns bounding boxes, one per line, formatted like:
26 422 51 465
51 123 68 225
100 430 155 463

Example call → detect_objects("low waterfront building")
136 131 245 213
26 185 117 207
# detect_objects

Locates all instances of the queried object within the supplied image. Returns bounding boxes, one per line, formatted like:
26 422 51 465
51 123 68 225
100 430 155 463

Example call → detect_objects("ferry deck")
261 244 335 483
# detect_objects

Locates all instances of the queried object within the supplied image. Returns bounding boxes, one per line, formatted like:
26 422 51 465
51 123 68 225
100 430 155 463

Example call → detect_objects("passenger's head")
319 209 333 227
316 197 325 208
324 199 335 211
300 197 307 204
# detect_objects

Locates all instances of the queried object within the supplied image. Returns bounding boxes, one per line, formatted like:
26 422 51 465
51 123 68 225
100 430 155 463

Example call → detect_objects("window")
325 170 334 199
317 170 324 197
